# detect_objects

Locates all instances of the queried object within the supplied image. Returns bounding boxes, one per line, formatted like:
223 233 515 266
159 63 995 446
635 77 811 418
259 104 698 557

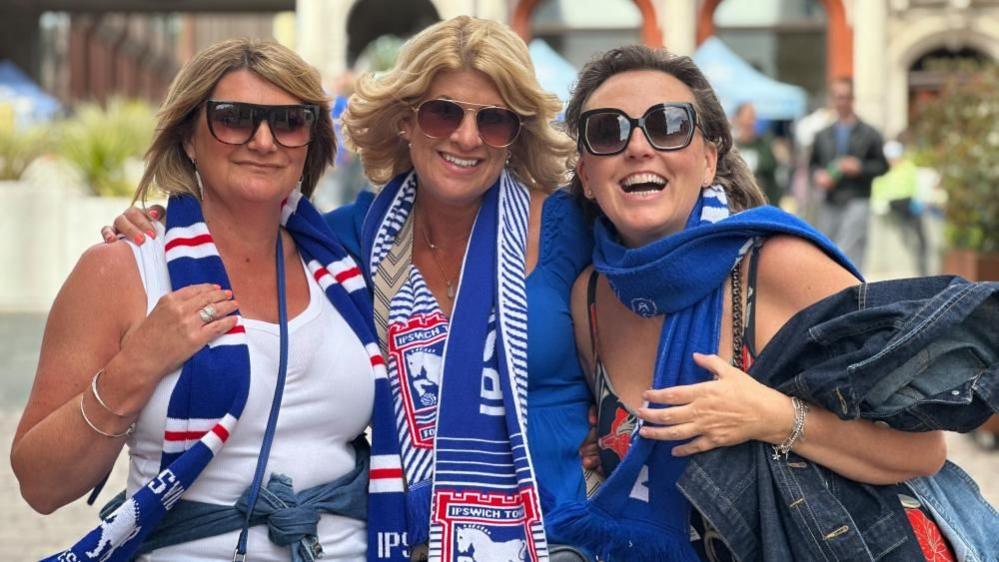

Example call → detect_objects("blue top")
325 189 594 533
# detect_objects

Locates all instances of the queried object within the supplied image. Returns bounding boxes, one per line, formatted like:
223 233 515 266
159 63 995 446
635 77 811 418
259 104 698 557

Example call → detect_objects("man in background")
809 78 888 270
732 102 781 206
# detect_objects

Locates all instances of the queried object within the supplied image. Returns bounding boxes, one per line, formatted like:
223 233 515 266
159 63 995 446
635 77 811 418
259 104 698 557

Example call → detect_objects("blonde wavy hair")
342 16 574 191
135 38 335 203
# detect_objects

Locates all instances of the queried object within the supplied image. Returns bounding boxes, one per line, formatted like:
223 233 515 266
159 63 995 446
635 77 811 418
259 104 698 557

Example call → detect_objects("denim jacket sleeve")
752 276 999 432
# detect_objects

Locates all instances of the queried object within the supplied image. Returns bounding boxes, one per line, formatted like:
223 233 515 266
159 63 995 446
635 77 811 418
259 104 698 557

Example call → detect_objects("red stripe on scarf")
164 233 213 251
211 423 230 443
370 468 404 480
164 430 207 441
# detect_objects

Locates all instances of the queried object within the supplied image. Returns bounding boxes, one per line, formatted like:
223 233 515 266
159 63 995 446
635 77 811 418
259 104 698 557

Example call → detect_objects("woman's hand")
579 405 602 472
100 205 166 245
636 353 793 457
117 284 239 394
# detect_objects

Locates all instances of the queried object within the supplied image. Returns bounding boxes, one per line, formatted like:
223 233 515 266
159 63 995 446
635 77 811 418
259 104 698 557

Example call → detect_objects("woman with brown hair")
14 39 377 561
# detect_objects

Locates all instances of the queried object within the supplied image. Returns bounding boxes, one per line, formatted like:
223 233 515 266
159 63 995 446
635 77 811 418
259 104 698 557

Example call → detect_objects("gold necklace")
417 218 461 300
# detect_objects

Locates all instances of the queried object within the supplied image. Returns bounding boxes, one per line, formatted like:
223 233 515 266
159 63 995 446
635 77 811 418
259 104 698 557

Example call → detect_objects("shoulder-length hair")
135 38 335 203
343 16 574 191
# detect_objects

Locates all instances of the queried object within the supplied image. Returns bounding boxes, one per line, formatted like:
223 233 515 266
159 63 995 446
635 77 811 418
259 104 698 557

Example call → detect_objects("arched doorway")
697 0 850 82
345 0 439 67
511 0 662 50
908 46 992 129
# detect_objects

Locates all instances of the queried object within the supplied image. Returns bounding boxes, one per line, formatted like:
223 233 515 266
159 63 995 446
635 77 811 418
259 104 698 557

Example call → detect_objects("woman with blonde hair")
15 38 379 561
106 16 595 562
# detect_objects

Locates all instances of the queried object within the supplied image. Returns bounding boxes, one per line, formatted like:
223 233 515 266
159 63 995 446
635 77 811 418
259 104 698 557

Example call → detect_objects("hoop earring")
191 158 205 201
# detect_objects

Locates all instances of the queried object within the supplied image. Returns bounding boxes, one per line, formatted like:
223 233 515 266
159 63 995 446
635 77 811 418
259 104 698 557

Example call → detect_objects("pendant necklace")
418 218 461 300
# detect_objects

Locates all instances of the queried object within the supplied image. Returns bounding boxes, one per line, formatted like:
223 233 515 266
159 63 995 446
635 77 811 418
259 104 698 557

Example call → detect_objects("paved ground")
2 293 997 558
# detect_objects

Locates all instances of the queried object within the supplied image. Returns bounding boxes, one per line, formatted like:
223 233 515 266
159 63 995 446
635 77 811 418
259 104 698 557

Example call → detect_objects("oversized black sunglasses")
579 102 700 156
205 100 319 148
413 99 523 148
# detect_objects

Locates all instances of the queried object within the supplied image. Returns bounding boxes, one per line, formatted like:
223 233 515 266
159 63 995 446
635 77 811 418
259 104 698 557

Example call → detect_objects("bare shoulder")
756 235 860 316
51 241 146 340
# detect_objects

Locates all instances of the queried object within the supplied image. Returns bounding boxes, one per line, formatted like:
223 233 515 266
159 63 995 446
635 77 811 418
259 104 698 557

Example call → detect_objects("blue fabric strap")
100 438 370 561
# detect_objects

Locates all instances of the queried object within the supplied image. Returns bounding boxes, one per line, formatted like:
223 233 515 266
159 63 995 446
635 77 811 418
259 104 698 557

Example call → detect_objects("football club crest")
432 489 540 562
388 312 448 448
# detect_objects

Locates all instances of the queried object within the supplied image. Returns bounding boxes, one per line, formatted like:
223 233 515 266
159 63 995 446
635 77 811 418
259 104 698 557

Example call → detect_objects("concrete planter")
0 180 132 312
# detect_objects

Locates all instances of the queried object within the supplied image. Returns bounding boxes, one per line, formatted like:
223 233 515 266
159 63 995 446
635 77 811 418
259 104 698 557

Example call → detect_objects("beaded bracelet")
80 395 136 439
772 396 809 460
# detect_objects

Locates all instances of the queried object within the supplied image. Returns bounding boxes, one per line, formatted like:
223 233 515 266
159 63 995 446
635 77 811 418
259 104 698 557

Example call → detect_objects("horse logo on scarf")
388 311 448 448
433 490 540 562
456 525 527 562
84 498 141 561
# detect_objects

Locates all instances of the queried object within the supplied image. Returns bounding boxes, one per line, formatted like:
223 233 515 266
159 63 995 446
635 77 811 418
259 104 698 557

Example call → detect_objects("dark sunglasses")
413 99 522 148
579 102 700 156
205 100 318 148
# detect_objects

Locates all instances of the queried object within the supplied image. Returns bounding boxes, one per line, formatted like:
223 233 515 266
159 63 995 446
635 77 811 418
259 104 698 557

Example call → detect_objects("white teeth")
441 153 479 168
621 173 667 187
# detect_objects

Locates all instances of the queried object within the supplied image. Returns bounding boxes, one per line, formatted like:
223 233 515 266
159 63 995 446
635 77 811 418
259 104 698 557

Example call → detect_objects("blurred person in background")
871 139 929 275
732 101 781 206
809 78 888 271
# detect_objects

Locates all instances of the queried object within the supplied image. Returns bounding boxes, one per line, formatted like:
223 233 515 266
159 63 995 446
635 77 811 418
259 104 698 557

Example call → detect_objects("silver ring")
198 304 216 324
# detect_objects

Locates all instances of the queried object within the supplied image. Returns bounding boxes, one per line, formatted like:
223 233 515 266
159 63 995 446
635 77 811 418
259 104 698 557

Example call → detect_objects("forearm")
12 356 154 514
12 387 136 514
773 401 946 484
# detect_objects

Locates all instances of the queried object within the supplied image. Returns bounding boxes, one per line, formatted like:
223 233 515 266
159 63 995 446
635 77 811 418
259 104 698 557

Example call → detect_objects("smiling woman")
12 39 376 562
553 45 992 562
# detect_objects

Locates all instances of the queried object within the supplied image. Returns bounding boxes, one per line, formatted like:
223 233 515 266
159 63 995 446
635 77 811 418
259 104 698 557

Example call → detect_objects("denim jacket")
679 276 999 561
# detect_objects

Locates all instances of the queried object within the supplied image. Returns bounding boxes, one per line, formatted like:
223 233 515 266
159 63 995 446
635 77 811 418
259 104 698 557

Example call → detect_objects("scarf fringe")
545 501 700 562
405 483 431 547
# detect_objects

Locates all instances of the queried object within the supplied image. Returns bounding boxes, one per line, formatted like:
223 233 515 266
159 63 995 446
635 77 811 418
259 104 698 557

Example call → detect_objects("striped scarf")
364 170 548 562
546 186 858 561
44 192 385 562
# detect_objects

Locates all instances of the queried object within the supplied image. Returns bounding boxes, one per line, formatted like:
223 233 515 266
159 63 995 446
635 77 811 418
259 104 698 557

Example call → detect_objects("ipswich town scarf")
363 170 548 562
44 191 385 562
545 186 859 561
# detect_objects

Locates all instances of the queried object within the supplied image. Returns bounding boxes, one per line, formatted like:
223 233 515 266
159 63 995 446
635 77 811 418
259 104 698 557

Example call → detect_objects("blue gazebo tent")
529 39 577 104
0 60 61 128
693 37 807 121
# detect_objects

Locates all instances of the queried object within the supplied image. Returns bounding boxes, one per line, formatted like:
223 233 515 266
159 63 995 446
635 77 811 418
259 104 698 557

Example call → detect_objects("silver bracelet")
79 395 136 439
772 396 809 460
91 369 127 417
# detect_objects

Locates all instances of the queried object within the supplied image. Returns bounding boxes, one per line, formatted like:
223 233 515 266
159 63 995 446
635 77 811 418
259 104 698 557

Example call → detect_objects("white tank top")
124 229 373 561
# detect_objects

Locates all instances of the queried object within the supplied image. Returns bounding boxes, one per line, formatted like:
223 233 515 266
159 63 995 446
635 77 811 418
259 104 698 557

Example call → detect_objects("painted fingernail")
134 233 145 244
148 209 159 219
225 290 233 299
146 230 156 239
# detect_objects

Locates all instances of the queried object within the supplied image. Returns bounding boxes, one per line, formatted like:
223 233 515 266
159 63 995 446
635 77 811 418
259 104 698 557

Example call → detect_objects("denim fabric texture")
99 437 370 559
680 276 999 561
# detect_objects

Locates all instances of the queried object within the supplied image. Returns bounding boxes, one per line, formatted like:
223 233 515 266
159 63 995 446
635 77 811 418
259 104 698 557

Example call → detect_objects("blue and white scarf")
364 170 548 562
44 191 386 562
546 186 858 561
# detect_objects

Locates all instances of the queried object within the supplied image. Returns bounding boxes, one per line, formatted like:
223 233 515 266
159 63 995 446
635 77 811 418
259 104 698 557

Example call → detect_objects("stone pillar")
851 0 888 133
656 0 697 55
297 0 353 80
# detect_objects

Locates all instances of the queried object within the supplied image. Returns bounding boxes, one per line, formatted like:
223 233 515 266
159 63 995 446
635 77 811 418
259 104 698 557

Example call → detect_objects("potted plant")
914 62 999 447
914 62 999 281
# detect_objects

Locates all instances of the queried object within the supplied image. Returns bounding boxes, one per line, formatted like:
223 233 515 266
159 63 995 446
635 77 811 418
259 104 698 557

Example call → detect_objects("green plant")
59 98 155 197
0 125 52 180
914 63 999 253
